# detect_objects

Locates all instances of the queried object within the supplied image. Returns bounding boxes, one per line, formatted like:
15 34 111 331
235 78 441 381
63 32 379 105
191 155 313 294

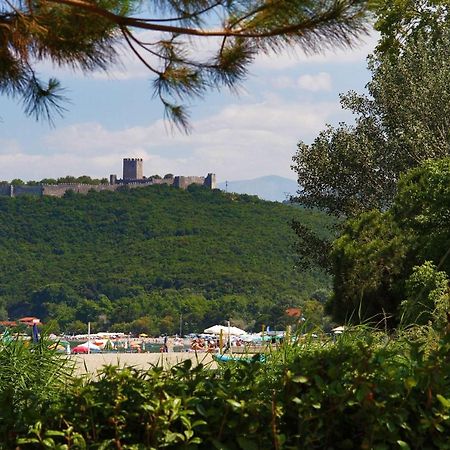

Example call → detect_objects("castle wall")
173 176 205 189
13 185 43 197
42 184 118 197
0 164 216 198
147 177 174 186
0 185 11 197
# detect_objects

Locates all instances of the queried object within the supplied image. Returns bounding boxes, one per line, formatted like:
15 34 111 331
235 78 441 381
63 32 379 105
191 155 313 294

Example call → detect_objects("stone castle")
0 159 216 198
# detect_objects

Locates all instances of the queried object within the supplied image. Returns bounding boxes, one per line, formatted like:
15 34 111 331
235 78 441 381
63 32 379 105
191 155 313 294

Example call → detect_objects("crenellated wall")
0 173 216 198
42 184 118 197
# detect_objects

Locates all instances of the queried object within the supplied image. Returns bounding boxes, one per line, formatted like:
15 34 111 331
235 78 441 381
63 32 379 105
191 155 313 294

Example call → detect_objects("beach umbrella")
81 341 102 350
72 341 101 353
203 325 246 336
71 345 89 354
228 326 247 336
49 342 66 353
203 325 225 335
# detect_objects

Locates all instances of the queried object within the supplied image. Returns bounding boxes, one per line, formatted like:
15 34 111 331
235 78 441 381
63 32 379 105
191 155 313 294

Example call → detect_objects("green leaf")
404 378 417 389
397 441 411 450
227 399 242 409
237 436 259 450
292 375 309 383
437 394 450 409
211 438 231 450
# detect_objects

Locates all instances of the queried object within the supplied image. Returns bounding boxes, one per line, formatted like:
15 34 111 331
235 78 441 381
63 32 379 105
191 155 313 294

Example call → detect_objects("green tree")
292 22 450 217
329 210 408 325
392 158 450 273
400 261 450 328
329 158 450 325
373 0 450 56
292 6 450 271
302 299 326 330
0 297 8 320
1 0 370 129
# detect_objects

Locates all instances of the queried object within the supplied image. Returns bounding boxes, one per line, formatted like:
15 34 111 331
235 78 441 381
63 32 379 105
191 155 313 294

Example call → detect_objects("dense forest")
0 185 332 335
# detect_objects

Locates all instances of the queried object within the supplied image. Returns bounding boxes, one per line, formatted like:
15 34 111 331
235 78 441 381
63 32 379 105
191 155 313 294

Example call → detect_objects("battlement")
123 158 143 162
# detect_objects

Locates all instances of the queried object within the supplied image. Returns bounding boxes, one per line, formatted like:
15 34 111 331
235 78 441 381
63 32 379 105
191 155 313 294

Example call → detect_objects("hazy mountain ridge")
218 175 298 202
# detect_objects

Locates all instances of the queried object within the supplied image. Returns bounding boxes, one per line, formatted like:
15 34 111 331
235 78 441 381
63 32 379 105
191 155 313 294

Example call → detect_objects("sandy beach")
71 352 216 376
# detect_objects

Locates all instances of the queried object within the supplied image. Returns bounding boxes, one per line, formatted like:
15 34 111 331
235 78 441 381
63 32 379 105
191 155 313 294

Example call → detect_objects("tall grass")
0 337 75 448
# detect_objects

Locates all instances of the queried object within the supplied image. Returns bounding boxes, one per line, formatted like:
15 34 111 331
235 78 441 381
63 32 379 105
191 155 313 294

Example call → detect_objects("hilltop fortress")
0 158 216 198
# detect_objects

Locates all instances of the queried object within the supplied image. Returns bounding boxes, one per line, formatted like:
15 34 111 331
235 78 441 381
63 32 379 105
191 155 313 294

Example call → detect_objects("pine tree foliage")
0 0 371 129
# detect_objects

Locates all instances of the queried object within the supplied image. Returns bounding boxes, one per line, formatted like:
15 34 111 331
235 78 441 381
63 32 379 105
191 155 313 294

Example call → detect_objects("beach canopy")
203 325 247 336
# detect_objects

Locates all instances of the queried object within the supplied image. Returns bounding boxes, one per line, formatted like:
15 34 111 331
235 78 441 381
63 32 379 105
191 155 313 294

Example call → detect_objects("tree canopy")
1 0 371 129
328 158 450 326
0 184 331 334
292 0 450 217
290 1 450 273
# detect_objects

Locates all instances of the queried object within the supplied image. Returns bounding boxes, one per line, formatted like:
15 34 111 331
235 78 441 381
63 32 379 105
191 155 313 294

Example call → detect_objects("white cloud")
298 72 332 92
270 76 296 90
5 96 340 182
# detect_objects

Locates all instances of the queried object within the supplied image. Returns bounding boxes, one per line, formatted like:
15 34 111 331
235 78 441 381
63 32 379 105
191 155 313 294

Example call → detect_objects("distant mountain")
218 175 298 202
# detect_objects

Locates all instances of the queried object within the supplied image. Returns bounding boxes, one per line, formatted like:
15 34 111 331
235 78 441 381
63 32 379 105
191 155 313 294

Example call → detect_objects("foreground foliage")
0 338 74 447
3 328 450 449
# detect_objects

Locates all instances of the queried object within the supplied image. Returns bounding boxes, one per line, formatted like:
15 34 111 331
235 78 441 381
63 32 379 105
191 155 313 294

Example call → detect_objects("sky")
1 31 378 184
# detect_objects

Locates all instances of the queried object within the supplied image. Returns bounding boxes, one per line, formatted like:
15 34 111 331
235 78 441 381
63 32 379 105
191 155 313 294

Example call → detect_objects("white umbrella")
228 326 247 336
203 325 246 336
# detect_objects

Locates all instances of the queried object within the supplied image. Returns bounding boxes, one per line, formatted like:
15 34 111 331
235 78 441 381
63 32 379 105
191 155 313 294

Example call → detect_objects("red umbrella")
71 345 90 354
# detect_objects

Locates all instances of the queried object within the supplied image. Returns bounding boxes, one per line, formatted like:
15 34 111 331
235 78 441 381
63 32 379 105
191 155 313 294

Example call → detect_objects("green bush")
8 329 450 449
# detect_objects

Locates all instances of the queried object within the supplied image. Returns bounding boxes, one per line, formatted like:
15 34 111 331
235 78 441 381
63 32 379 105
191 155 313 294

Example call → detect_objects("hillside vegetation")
0 185 332 334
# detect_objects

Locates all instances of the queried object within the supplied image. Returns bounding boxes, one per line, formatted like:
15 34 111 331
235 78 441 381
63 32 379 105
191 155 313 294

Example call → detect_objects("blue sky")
1 32 378 184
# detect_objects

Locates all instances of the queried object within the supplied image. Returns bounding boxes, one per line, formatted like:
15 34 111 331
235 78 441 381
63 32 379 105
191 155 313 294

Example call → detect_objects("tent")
203 325 247 336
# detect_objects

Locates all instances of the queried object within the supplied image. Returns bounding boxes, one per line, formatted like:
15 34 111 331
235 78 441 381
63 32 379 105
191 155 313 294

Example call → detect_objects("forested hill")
0 185 332 334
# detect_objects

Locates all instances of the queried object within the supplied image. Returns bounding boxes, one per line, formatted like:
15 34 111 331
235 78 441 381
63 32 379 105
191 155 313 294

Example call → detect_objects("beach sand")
71 352 216 376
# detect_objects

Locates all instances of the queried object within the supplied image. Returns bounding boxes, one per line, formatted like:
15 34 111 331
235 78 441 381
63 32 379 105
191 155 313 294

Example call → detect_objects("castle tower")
204 173 217 189
123 158 143 180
